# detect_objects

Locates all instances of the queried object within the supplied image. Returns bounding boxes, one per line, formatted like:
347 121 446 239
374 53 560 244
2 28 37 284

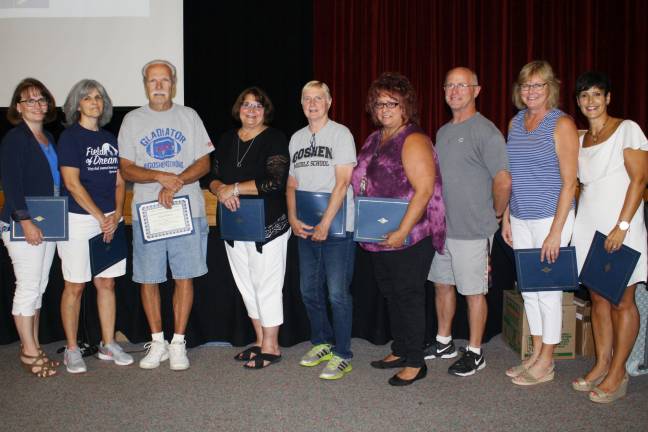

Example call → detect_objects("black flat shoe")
388 365 427 386
370 356 407 369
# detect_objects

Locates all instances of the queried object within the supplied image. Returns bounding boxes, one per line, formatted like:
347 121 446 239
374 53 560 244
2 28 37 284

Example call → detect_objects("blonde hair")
512 60 561 110
301 80 332 102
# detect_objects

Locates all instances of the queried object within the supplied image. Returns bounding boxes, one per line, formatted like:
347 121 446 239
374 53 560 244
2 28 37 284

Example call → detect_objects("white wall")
0 0 184 107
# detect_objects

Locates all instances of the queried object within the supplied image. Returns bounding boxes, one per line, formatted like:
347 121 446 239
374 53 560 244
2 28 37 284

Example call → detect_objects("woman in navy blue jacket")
0 78 60 377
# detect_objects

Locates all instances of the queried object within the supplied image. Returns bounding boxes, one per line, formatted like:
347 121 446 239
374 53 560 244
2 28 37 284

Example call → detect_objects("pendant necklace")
588 117 609 145
236 134 257 168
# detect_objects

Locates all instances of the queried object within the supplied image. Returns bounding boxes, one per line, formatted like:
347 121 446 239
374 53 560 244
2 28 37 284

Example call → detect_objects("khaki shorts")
428 237 492 295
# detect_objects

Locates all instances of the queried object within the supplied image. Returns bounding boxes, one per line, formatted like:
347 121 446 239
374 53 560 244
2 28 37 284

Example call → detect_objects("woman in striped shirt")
501 61 579 386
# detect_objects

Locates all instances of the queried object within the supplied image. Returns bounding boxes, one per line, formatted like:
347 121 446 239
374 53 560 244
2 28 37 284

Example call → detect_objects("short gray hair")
141 59 177 83
302 80 332 102
63 79 113 127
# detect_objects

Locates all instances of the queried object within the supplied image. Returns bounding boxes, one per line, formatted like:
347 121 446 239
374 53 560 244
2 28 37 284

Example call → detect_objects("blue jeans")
297 232 355 359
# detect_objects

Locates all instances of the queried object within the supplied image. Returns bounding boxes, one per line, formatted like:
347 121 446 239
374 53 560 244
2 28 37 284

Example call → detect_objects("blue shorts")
132 217 209 283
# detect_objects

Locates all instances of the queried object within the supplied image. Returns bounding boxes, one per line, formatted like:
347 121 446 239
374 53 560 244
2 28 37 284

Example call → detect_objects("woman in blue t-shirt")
0 78 60 377
57 79 132 374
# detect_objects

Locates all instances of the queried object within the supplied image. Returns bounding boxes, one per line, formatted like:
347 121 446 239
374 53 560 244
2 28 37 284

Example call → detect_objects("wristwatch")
618 220 630 231
232 182 240 197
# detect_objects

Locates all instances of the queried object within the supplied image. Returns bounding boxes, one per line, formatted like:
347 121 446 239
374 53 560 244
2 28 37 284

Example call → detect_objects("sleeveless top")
507 108 567 220
350 123 446 252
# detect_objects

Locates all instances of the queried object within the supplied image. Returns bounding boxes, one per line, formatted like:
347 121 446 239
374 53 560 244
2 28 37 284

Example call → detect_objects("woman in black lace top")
207 87 289 369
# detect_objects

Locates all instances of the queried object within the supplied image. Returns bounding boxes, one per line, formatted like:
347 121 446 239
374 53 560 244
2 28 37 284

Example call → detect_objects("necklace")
236 134 257 168
381 124 405 143
588 117 610 145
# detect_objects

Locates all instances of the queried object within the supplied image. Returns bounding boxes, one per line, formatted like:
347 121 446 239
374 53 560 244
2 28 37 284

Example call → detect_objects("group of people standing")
1 59 646 403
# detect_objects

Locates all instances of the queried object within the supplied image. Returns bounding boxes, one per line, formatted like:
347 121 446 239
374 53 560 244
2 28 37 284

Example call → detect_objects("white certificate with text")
136 195 193 243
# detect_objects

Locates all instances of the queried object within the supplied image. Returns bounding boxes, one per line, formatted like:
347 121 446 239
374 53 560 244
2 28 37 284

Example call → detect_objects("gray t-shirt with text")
118 103 214 221
289 120 356 231
436 112 508 239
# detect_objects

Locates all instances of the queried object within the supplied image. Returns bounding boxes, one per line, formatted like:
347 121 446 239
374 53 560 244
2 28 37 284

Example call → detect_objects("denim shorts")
132 217 209 283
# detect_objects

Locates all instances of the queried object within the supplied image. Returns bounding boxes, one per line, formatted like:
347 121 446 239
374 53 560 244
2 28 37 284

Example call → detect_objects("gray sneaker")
98 341 134 366
300 343 333 367
319 356 352 380
64 347 87 374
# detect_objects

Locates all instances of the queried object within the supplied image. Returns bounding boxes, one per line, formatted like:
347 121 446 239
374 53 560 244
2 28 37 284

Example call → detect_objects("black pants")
370 238 434 368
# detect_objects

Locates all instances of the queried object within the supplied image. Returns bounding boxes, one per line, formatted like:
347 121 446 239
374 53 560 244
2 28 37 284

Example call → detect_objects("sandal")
20 350 58 378
234 345 261 362
243 353 282 369
21 344 60 368
589 375 629 403
505 363 528 378
572 373 606 392
512 364 554 386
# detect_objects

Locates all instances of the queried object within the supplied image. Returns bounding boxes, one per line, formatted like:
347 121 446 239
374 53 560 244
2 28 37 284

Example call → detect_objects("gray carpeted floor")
1 335 647 432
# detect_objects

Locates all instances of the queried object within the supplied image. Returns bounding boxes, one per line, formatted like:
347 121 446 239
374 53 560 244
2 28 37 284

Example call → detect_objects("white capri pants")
57 212 126 283
2 229 57 316
224 230 290 327
510 210 574 344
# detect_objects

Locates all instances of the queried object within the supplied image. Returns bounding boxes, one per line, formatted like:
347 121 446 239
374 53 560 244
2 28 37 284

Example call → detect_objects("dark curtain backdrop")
184 1 314 142
313 0 648 142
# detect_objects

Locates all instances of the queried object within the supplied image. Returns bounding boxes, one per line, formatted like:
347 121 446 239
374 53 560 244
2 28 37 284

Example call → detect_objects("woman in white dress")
571 71 648 403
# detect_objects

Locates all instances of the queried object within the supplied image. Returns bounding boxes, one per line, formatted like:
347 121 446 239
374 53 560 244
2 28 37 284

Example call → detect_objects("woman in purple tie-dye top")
351 72 445 386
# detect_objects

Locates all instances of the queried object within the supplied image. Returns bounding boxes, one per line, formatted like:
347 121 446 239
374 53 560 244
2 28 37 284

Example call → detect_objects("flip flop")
234 346 261 362
243 352 282 369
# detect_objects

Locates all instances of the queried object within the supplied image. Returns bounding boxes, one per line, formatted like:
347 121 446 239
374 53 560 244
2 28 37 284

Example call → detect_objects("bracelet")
232 182 240 197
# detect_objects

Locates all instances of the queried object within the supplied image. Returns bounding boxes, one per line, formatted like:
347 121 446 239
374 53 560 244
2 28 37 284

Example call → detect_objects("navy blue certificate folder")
89 222 127 277
579 231 640 305
295 190 346 237
353 197 410 244
219 198 265 242
514 246 578 292
10 196 69 241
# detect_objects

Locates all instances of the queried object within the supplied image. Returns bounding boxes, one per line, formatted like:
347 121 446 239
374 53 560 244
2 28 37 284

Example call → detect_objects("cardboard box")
574 297 595 357
502 290 576 359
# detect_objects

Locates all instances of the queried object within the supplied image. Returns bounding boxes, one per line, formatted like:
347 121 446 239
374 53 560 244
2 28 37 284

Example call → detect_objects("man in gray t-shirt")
118 59 214 371
427 67 511 377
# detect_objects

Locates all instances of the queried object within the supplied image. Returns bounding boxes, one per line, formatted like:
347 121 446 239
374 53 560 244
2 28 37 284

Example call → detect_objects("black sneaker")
448 347 485 377
423 340 457 359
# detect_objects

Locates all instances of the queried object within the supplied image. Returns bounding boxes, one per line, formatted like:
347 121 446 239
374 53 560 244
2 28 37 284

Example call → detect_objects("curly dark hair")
366 72 419 126
231 86 274 125
6 78 57 125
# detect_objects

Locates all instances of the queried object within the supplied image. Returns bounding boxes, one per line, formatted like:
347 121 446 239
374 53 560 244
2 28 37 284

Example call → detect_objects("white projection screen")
0 0 184 107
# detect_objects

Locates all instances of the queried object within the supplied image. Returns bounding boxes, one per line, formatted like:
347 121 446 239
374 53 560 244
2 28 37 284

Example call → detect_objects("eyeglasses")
442 83 478 91
241 102 264 111
19 98 48 107
373 101 399 110
520 83 547 92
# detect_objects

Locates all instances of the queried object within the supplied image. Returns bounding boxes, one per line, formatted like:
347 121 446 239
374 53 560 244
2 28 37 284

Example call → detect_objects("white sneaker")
98 341 134 366
168 340 190 371
64 347 87 374
139 340 169 369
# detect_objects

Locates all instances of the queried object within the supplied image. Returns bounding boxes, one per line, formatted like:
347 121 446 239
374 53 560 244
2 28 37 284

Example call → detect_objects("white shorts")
57 212 126 283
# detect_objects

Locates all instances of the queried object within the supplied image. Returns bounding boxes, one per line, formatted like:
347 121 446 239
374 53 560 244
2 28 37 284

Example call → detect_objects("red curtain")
313 0 648 143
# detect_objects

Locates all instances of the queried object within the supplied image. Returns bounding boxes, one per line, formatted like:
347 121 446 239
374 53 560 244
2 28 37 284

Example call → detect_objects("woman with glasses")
570 71 647 403
350 72 445 386
56 79 132 373
206 87 289 369
0 78 60 377
502 60 579 385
